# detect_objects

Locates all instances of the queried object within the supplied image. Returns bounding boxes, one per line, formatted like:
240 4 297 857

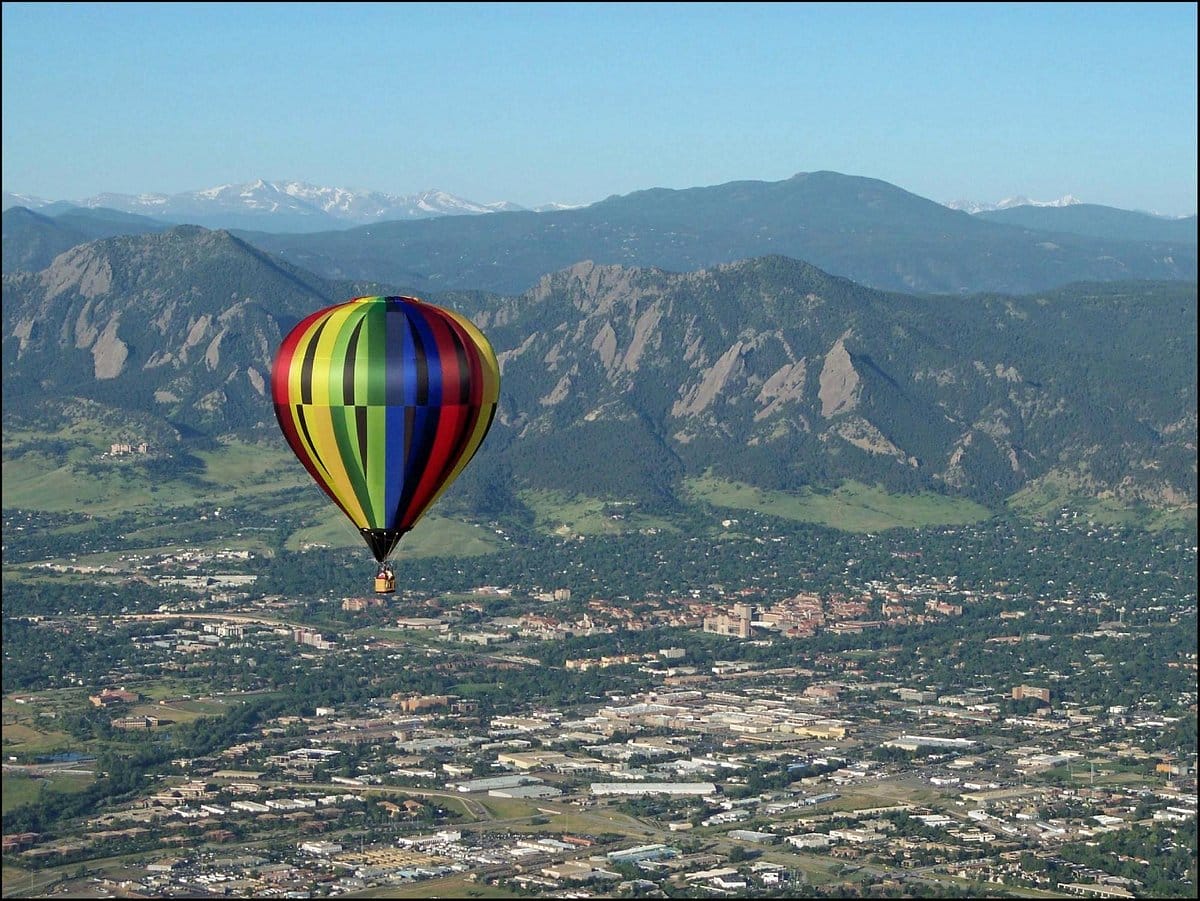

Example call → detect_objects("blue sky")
2 1 1196 215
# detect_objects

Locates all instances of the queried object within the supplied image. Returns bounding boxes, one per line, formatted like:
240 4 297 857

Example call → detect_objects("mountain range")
3 223 1195 520
8 171 1192 299
223 171 1195 297
1 180 582 234
6 177 1191 235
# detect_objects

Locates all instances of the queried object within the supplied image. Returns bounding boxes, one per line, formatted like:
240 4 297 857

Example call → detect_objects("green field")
1007 470 1198 531
3 431 507 562
1 864 65 899
519 489 679 537
6 424 1190 567
2 771 94 814
1 721 78 757
286 509 503 558
127 697 229 724
685 475 994 532
1 436 310 515
129 679 211 701
477 795 541 820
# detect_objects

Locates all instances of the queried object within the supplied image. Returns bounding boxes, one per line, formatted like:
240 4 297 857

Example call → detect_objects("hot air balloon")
271 295 500 592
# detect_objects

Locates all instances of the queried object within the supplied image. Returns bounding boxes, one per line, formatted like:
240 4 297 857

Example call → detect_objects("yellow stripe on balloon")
309 304 359 407
303 402 370 528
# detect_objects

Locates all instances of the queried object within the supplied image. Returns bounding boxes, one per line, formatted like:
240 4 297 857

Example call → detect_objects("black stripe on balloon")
394 404 441 528
294 405 328 474
355 405 369 486
409 315 429 405
478 403 498 447
299 319 328 406
343 316 365 405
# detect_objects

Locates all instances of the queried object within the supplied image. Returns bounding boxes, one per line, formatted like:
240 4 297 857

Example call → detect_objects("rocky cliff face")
2 227 343 430
469 258 1196 506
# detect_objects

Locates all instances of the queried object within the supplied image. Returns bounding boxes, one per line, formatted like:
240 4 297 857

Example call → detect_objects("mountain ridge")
2 180 578 233
230 170 1196 297
3 227 1194 519
6 172 1193 298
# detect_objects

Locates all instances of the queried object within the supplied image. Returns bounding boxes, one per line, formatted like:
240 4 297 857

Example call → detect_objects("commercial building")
452 774 543 793
727 829 778 844
606 844 677 864
883 734 978 752
590 782 716 797
1013 685 1052 704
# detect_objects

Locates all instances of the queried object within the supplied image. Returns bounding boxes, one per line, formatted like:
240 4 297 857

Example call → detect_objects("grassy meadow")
1007 470 1198 531
285 508 504 558
4 418 1191 583
2 770 95 814
684 475 995 532
518 489 679 537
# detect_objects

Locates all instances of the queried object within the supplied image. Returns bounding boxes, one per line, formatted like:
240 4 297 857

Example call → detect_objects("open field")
685 476 994 532
1 722 78 757
4 689 91 714
762 848 854 886
2 770 95 813
519 489 679 537
2 436 306 514
4 430 507 566
130 679 211 701
127 697 229 724
1007 472 1198 531
286 509 503 558
1 864 66 899
476 795 542 820
358 628 452 653
7 425 1190 552
543 806 658 839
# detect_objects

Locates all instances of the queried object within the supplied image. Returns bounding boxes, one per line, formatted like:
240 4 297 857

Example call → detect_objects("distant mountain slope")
976 203 1197 244
3 227 1194 514
2 207 91 274
235 171 1196 296
1 226 393 433
2 206 170 273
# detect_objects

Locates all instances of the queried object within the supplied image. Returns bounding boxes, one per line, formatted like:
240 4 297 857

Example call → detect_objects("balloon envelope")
272 295 500 562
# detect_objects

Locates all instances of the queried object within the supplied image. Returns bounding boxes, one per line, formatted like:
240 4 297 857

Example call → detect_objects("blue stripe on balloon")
385 300 411 406
384 402 407 530
406 306 443 405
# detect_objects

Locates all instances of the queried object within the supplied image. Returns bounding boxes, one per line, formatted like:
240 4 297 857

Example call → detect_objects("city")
3 508 1195 898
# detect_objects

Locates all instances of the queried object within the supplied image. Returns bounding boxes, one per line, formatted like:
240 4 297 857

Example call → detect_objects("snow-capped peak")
3 179 585 229
996 194 1082 210
946 194 1083 214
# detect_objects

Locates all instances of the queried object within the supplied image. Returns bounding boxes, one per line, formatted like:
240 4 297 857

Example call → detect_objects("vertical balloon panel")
272 296 500 563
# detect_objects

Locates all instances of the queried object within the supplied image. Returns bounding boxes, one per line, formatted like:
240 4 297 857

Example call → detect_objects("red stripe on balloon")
445 315 485 406
399 404 471 529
